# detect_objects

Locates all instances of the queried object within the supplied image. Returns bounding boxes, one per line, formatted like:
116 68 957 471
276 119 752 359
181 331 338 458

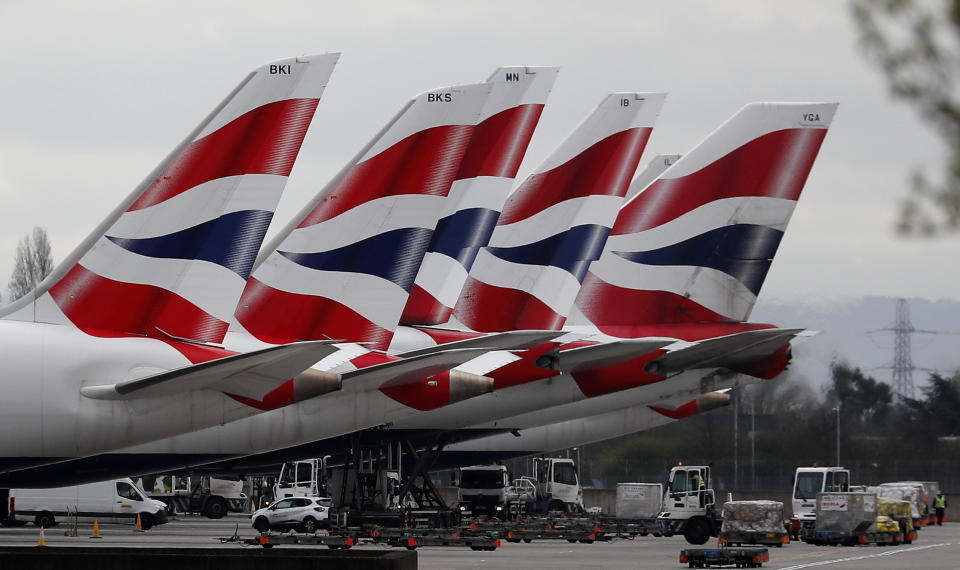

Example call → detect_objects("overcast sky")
1 0 955 307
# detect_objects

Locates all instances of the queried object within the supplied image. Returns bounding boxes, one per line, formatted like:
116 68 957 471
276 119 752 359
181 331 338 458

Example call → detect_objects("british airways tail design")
400 66 559 327
1 54 340 345
573 102 838 332
234 81 494 351
451 92 667 333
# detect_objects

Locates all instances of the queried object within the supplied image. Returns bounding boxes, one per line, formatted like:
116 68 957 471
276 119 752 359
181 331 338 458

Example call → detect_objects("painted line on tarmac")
776 542 957 569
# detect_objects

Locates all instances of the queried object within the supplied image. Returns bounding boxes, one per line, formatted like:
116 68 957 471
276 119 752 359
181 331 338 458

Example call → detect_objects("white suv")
251 496 331 533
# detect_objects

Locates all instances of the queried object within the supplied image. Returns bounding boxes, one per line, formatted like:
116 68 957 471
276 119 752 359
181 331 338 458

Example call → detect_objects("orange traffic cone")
37 526 46 547
91 520 102 539
134 514 144 533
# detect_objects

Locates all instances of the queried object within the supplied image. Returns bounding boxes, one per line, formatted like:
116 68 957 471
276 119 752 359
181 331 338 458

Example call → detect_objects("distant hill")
751 296 960 396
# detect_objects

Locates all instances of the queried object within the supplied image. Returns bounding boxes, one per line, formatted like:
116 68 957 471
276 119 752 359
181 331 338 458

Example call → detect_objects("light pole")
834 404 841 467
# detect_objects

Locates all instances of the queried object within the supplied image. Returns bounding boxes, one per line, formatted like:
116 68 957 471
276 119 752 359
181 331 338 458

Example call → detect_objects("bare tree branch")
7 227 54 301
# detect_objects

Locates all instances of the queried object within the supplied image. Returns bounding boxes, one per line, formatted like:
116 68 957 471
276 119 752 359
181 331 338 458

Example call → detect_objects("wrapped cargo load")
899 481 938 518
720 501 785 534
876 515 900 533
877 497 912 520
616 483 663 520
877 484 923 519
815 492 877 535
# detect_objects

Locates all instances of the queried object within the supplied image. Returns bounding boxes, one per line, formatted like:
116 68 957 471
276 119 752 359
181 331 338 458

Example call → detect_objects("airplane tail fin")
400 66 559 326
0 54 339 345
234 80 494 350
452 92 666 332
574 102 838 330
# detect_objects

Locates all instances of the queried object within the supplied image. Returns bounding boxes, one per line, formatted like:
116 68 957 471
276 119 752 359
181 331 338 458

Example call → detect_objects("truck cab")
657 464 719 545
274 458 325 500
531 457 583 513
790 466 849 536
457 465 509 516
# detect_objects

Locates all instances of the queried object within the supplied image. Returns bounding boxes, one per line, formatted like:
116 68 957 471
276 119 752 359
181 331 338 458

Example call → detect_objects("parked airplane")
0 66 561 486
243 102 837 469
0 54 342 472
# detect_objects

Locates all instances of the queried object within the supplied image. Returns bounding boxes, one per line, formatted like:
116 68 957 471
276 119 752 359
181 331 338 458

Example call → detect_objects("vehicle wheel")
523 538 532 543
684 519 712 545
567 538 577 543
261 543 274 549
34 512 55 529
203 497 228 519
138 513 154 530
253 517 270 533
300 517 318 533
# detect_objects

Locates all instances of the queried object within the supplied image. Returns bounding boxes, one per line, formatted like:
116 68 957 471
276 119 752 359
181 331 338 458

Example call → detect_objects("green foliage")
584 363 960 490
851 0 960 234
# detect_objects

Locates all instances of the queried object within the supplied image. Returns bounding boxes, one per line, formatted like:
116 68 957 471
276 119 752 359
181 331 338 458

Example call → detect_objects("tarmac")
1 512 958 569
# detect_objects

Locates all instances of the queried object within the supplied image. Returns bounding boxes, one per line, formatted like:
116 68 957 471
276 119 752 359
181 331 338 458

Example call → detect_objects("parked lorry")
139 475 246 519
718 501 789 547
458 465 510 516
657 464 721 545
458 458 584 517
8 478 168 530
789 466 849 538
528 457 583 513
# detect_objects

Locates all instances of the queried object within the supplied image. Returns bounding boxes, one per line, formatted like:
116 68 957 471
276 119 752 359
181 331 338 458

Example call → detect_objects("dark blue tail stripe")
106 209 274 278
280 227 434 291
428 207 501 267
613 224 784 295
486 224 611 281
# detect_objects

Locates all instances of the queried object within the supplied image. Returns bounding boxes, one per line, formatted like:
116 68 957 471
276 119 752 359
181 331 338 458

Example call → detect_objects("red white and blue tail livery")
234 81 493 351
1 54 340 345
451 92 666 333
571 102 839 332
400 66 559 327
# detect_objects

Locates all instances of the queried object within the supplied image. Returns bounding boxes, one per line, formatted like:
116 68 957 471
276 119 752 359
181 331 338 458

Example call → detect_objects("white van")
10 478 169 530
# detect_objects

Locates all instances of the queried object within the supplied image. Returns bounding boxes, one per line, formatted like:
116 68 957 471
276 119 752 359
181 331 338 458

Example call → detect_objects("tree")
8 227 54 301
827 361 893 425
851 0 960 234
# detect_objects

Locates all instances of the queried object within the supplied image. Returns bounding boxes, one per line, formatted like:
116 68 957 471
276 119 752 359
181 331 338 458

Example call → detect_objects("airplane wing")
559 339 675 373
643 328 805 375
80 341 341 400
341 348 496 393
395 330 565 358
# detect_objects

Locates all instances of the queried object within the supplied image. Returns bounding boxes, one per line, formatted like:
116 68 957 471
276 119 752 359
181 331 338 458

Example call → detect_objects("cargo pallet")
718 530 789 547
365 526 501 551
242 533 357 549
802 529 903 546
460 514 660 543
679 547 769 568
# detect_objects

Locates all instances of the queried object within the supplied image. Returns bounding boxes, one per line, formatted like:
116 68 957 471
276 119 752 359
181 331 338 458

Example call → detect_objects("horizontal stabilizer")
560 339 675 373
342 348 495 393
396 330 565 358
81 341 341 400
644 328 804 375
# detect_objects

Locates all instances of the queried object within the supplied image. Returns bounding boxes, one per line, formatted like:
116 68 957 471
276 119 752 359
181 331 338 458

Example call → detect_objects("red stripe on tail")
296 125 475 227
613 128 826 235
455 104 545 180
456 277 565 332
129 98 320 211
49 264 228 342
497 128 652 226
236 277 393 349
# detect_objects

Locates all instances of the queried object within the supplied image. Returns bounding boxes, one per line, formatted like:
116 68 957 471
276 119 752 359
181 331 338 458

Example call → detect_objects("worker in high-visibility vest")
935 492 947 526
691 472 705 507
